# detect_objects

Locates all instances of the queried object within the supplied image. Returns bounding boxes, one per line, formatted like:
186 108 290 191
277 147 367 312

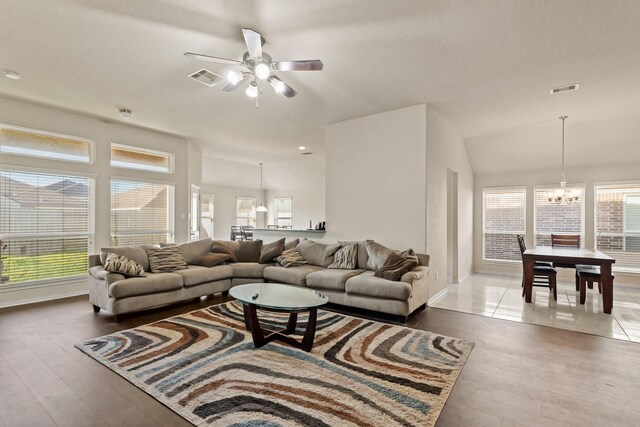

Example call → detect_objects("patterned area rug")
76 302 474 426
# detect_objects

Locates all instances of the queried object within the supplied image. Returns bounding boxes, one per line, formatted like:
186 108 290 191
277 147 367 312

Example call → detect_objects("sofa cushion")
146 244 188 273
177 238 212 263
230 262 269 278
306 269 364 292
88 266 126 285
263 264 324 287
366 241 395 270
328 244 358 270
211 241 237 262
108 273 183 299
374 252 418 282
345 271 412 301
235 240 263 262
191 252 233 267
103 253 146 277
338 240 371 270
174 265 232 287
284 238 299 251
259 238 285 264
297 239 341 267
100 246 151 272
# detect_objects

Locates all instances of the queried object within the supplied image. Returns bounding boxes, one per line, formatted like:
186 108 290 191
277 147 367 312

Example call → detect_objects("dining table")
522 247 615 313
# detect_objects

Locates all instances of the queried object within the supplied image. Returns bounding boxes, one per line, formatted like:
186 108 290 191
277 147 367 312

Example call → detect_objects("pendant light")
257 162 267 212
547 116 578 204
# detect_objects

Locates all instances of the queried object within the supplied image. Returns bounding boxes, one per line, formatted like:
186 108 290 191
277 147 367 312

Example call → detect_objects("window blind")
0 126 91 163
482 188 526 261
274 197 292 227
236 197 256 227
111 144 172 173
0 170 94 284
200 194 214 239
110 179 175 246
534 187 584 247
595 184 640 271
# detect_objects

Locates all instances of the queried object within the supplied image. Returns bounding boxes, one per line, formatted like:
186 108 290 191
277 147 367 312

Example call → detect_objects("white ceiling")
1 0 639 171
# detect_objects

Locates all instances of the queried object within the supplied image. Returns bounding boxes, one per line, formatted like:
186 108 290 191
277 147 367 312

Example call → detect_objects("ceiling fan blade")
222 74 250 92
184 52 242 66
273 60 324 71
268 74 297 98
242 28 263 60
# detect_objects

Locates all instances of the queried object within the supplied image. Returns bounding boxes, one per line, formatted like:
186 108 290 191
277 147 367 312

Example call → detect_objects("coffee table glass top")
229 283 328 311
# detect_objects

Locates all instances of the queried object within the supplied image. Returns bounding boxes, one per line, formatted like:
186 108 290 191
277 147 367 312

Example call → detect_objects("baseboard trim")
428 287 448 306
0 288 88 309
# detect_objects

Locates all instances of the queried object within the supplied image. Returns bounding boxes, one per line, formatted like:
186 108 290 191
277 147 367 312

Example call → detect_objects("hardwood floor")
1 295 639 426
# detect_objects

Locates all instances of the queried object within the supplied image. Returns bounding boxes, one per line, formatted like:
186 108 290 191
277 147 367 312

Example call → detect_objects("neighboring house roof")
111 185 166 211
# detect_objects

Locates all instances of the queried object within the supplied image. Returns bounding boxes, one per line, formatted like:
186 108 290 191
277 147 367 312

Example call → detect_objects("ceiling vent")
189 68 222 86
550 84 579 94
300 152 313 156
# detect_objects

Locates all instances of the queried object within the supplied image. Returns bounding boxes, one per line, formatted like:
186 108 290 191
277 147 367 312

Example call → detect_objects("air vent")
188 68 222 86
550 84 579 94
300 152 313 156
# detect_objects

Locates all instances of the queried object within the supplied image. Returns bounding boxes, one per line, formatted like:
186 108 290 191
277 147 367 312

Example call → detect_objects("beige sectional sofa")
88 238 430 322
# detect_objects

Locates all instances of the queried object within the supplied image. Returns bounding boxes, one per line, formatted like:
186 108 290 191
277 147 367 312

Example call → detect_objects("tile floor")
430 273 640 342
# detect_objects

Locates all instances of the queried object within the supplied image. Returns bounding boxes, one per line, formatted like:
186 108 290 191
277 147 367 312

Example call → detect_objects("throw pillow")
103 253 146 277
259 238 285 264
173 238 212 264
235 240 263 262
374 252 418 281
284 238 300 251
338 240 371 270
276 249 308 268
396 248 419 264
191 252 233 267
328 243 358 269
296 239 341 267
100 246 150 272
146 244 188 273
211 241 237 263
366 241 395 270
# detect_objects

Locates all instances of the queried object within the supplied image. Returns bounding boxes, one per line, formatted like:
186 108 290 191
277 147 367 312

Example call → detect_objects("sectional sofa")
88 238 430 322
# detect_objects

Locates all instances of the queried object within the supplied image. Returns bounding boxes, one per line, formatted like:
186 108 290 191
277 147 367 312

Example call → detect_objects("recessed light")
119 108 132 119
3 70 22 80
298 146 306 150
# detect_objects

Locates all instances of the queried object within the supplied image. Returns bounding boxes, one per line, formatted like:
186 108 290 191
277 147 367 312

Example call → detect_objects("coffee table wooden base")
242 303 318 352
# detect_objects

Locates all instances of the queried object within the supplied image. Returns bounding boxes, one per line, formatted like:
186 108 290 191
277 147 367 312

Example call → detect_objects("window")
110 179 175 246
190 185 200 241
274 197 292 227
0 169 94 285
534 186 584 247
236 197 256 227
482 188 526 262
111 143 173 173
201 193 214 238
595 184 640 271
0 124 92 163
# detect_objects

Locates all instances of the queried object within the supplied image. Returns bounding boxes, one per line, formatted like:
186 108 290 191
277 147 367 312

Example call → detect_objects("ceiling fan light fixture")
255 62 270 79
245 82 258 98
272 79 286 93
227 70 244 85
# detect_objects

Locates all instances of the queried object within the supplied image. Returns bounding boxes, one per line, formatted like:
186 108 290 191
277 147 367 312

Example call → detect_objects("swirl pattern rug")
75 302 473 426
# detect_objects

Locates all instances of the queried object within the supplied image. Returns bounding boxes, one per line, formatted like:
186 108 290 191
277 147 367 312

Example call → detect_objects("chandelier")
547 116 578 204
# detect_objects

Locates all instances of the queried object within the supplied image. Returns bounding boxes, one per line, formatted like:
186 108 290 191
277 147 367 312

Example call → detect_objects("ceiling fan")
185 28 323 106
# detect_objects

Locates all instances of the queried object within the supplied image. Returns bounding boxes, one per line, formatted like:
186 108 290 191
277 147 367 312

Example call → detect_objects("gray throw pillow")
259 238 285 264
276 249 308 268
328 244 358 270
146 244 188 273
235 240 263 262
296 239 341 267
366 241 395 270
103 253 146 277
374 252 418 281
175 238 212 264
284 238 300 251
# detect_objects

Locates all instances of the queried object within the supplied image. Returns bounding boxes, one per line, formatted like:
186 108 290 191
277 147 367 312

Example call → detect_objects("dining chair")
516 235 558 300
576 266 614 305
550 234 583 287
230 226 244 241
242 226 254 241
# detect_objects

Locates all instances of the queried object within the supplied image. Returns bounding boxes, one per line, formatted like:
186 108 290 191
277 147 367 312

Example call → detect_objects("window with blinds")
111 144 173 173
201 194 214 239
534 186 584 247
236 197 256 227
0 170 94 285
0 125 92 163
110 179 175 246
482 188 526 262
274 197 292 227
595 184 640 271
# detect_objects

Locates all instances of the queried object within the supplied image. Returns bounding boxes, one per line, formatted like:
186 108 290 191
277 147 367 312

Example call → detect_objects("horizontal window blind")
0 170 94 284
274 197 292 227
111 144 172 173
111 179 175 246
534 187 584 247
0 125 91 163
236 197 256 227
482 188 526 262
595 184 640 271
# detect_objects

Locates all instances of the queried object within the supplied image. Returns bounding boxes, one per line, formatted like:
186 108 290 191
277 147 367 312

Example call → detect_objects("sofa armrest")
401 266 430 284
88 265 125 285
88 254 102 268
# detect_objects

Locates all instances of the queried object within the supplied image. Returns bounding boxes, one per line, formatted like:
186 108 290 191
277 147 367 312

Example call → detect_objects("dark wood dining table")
522 247 615 313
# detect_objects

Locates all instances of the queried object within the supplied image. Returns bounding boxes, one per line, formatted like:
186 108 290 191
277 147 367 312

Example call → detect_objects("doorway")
447 169 459 284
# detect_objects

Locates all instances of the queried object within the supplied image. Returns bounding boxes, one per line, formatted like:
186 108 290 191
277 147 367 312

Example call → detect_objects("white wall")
426 106 475 298
473 163 640 285
324 105 428 251
0 96 199 307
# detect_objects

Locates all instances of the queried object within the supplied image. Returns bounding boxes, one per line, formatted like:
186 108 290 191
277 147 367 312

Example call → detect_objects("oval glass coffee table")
230 283 328 352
